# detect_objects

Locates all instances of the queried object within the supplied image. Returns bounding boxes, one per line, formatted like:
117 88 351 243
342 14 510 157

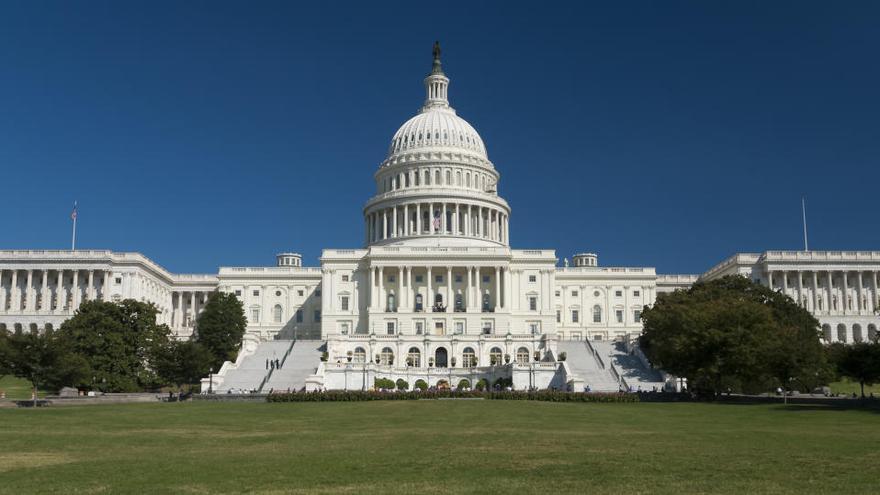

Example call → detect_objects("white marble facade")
1 47 878 390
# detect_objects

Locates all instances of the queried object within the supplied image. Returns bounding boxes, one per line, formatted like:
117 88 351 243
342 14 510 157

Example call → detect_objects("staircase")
557 341 620 392
590 340 666 391
264 340 324 393
215 340 293 393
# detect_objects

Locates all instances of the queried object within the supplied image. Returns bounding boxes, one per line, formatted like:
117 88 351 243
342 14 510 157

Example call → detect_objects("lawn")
0 376 44 400
0 400 878 494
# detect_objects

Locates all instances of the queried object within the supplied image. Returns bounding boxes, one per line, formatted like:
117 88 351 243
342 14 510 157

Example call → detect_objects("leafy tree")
58 299 172 392
829 342 880 398
6 329 90 405
639 275 827 398
195 291 247 368
0 331 11 382
154 340 215 391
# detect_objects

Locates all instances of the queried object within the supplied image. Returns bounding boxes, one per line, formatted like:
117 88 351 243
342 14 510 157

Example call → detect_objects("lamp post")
208 367 214 394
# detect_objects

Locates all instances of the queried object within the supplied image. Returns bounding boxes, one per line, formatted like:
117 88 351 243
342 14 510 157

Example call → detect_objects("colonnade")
365 202 508 244
768 269 880 315
367 265 510 314
0 268 113 313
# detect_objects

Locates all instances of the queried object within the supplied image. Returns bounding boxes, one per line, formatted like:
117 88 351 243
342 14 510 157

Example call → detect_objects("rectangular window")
529 275 536 283
571 290 578 297
340 322 349 335
388 275 395 282
615 290 622 297
529 323 539 335
455 275 463 283
295 309 303 323
253 290 260 297
633 290 640 297
572 310 579 323
251 309 259 323
555 290 560 297
483 275 490 283
556 310 561 323
341 296 349 311
529 297 537 311
482 321 492 334
386 322 395 335
633 310 642 323
297 290 304 297
415 275 423 283
415 321 424 335
454 321 464 334
314 310 321 322
114 277 122 284
435 275 443 283
615 310 623 323
342 275 349 282
235 290 242 297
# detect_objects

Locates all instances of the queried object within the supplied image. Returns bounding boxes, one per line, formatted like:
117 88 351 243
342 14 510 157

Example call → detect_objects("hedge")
266 390 640 403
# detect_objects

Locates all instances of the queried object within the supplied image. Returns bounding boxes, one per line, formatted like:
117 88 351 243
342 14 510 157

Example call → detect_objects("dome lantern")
422 41 451 112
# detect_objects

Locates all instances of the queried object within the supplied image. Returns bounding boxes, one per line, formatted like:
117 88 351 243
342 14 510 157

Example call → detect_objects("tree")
154 340 215 391
57 299 173 392
195 291 247 368
639 275 828 398
6 329 90 405
830 343 880 398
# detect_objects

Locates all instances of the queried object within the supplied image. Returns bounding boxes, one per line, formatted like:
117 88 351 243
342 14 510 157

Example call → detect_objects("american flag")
432 211 441 230
71 201 77 221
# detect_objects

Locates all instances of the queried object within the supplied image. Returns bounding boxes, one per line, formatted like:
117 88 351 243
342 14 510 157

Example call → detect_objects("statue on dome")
564 258 569 267
433 41 441 61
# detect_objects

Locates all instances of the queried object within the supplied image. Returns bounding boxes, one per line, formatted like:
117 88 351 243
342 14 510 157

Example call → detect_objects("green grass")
828 378 880 396
0 401 878 494
0 376 44 400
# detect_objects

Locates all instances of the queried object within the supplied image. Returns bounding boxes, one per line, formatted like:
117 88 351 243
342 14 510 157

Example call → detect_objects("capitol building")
1 45 878 392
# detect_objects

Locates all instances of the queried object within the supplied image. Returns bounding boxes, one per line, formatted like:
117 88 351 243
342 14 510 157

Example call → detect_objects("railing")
557 266 656 275
257 368 273 393
584 339 605 369
280 339 296 368
220 266 322 274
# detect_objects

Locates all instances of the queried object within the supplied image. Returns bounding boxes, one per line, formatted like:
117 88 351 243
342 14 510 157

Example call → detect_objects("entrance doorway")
435 347 448 368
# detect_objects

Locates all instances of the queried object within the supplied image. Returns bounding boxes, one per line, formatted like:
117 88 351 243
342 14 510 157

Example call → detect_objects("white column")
41 270 49 311
382 209 388 240
796 271 804 307
782 270 788 297
811 271 819 313
378 266 384 311
404 204 409 236
416 203 421 234
466 265 473 310
24 270 33 311
842 272 848 313
56 270 64 311
494 266 500 311
767 270 773 290
104 271 113 301
442 203 447 234
447 266 452 308
72 270 80 310
10 270 18 311
857 271 864 313
465 205 470 236
426 267 432 307
190 292 196 327
87 270 95 301
429 203 435 234
392 205 397 238
827 271 834 313
369 266 375 310
871 271 878 314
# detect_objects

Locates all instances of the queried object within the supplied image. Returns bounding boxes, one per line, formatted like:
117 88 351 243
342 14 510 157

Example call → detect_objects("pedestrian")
265 359 269 370
276 358 280 369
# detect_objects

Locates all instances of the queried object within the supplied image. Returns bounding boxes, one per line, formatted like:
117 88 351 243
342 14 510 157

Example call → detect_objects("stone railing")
557 266 656 276
219 266 322 275
764 250 880 262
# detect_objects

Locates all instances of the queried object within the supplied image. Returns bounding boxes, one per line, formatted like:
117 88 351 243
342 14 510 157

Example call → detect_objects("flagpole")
71 201 77 251
801 197 809 252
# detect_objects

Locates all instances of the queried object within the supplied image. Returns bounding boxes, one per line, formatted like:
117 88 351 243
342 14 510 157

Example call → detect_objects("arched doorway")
436 379 450 390
853 324 864 343
435 347 448 368
822 324 832 342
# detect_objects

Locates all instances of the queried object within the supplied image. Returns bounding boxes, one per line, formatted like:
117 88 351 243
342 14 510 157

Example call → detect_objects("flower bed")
266 390 639 403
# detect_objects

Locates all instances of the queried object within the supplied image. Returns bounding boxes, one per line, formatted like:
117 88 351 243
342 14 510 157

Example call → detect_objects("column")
871 271 878 314
429 203 435 234
0 269 5 311
25 270 33 310
190 292 196 327
10 270 18 311
842 272 848 314
857 271 864 313
826 271 834 312
404 204 409 236
494 266 500 311
504 267 511 310
447 266 452 309
782 270 788 296
454 204 460 234
382 210 388 240
87 270 95 301
477 207 483 237
426 267 432 307
56 270 64 311
811 271 819 313
406 266 413 310
378 266 384 311
104 271 113 300
466 265 473 310
369 266 375 310
392 205 397 238
442 203 447 234
72 270 80 309
41 270 49 311
465 205 470 236
416 203 421 234
767 271 773 290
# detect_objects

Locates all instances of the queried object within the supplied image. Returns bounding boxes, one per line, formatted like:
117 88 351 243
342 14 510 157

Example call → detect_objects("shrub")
395 379 409 391
558 352 567 362
266 390 640 403
475 378 489 391
457 379 471 390
414 379 428 391
374 378 395 390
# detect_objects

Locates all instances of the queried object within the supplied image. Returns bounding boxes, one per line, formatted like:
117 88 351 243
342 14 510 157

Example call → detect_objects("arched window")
462 347 476 368
593 305 602 323
445 170 451 184
456 170 461 185
837 324 847 343
466 172 471 187
407 347 421 367
516 347 529 364
415 294 424 312
435 170 441 184
273 304 283 323
853 324 864 343
353 347 366 363
822 324 832 342
380 347 394 365
489 347 503 365
424 170 430 185
386 293 396 312
434 293 444 310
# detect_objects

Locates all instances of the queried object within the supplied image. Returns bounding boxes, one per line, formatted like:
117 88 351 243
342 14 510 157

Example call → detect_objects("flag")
433 211 441 230
71 201 78 221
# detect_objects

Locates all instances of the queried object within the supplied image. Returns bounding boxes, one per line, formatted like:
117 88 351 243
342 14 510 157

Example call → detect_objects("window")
454 293 464 312
295 309 303 323
415 321 424 335
516 347 529 364
593 291 600 297
388 275 395 283
482 275 490 283
114 277 122 284
454 321 464 334
571 290 578 297
462 347 476 367
615 310 623 323
555 291 560 297
455 275 462 283
435 321 445 335
556 310 561 323
297 290 304 297
314 310 321 322
386 322 395 335
342 275 349 282
615 290 622 297
482 293 491 311
482 321 492 335
273 305 282 323
353 347 366 363
435 275 443 283
253 290 260 297
235 290 242 297
415 294 424 312
593 305 602 323
386 294 396 312
251 308 260 323
489 347 503 365
407 347 421 367
529 297 537 311
572 310 579 323
341 296 349 311
380 347 394 365
633 290 640 297
529 323 540 335
415 275 423 283
633 310 642 322
529 275 536 283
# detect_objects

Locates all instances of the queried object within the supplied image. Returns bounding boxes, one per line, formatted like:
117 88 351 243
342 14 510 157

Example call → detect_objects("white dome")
387 108 487 160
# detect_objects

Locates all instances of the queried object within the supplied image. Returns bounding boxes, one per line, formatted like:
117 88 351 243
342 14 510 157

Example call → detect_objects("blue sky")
1 1 878 275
